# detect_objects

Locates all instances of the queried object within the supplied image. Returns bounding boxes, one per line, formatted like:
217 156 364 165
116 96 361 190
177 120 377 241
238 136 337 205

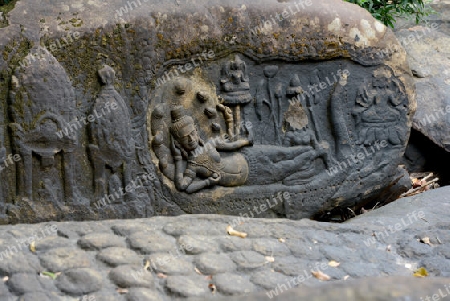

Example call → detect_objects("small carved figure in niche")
8 47 78 202
220 54 253 136
89 65 136 201
282 103 333 171
352 69 407 173
353 69 407 147
169 106 317 192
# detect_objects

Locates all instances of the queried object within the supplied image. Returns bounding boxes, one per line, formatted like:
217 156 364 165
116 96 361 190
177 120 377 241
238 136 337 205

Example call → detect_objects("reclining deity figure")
169 106 317 193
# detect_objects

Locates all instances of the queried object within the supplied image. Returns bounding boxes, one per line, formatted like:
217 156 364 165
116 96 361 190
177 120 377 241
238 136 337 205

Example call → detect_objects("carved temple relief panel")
8 47 78 204
147 54 410 194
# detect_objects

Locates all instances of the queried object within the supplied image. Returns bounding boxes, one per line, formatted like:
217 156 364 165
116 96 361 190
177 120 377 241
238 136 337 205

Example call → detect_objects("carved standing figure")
219 55 253 136
89 65 136 201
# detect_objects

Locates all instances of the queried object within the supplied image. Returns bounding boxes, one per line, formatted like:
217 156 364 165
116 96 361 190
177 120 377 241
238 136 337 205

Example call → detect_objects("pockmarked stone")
320 245 362 262
55 268 103 295
217 236 254 252
0 281 10 296
284 241 323 260
87 292 124 301
34 236 74 252
0 0 414 224
111 223 157 237
195 253 237 275
0 253 42 276
339 262 383 278
252 239 291 256
148 253 194 275
19 292 63 301
96 247 143 267
272 256 311 277
39 248 91 272
214 273 256 295
250 270 294 290
126 288 163 301
86 288 124 301
166 275 210 297
128 232 177 254
109 265 155 289
163 220 225 236
420 256 450 277
229 251 268 269
78 233 127 250
177 235 220 255
8 273 57 294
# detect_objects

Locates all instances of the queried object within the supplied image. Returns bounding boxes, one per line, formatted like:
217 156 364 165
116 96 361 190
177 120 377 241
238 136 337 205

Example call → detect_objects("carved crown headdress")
169 106 196 139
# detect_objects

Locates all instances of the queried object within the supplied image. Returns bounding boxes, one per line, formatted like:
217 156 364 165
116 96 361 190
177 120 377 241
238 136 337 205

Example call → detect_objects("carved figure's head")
170 106 199 152
98 65 115 86
226 55 248 85
372 68 391 89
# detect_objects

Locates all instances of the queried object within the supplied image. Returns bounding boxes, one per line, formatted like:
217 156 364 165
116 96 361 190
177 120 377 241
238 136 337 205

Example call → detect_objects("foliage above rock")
345 0 433 27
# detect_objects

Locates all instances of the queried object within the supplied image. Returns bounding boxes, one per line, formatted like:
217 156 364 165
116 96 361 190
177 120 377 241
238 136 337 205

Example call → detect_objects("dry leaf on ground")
144 259 151 270
419 237 433 246
311 270 331 281
116 288 129 294
226 225 247 238
265 256 275 263
328 260 340 267
413 267 429 277
29 241 36 253
208 283 216 293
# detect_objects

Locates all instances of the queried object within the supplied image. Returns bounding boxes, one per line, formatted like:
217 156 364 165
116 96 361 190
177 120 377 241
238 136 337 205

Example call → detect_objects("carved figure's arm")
216 140 250 151
185 172 221 194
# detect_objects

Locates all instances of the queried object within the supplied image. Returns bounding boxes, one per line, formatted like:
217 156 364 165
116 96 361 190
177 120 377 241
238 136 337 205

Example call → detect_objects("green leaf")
41 271 58 280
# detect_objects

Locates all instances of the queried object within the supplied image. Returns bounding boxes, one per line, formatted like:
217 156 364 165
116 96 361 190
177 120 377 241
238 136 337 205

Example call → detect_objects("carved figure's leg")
123 159 137 201
23 151 32 199
217 104 234 138
256 145 313 163
89 145 106 197
63 151 75 199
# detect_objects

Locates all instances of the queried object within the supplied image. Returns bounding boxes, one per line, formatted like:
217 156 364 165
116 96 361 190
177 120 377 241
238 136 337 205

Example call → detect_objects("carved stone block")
0 0 415 223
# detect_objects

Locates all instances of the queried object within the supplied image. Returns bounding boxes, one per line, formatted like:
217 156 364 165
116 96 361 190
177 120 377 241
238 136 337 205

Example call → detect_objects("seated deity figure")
169 106 316 193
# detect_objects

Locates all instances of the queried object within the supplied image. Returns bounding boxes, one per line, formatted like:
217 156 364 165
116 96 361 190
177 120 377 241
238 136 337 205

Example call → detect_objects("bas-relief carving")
0 45 409 221
8 48 78 204
4 47 150 214
89 65 137 202
149 54 409 194
351 68 407 174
